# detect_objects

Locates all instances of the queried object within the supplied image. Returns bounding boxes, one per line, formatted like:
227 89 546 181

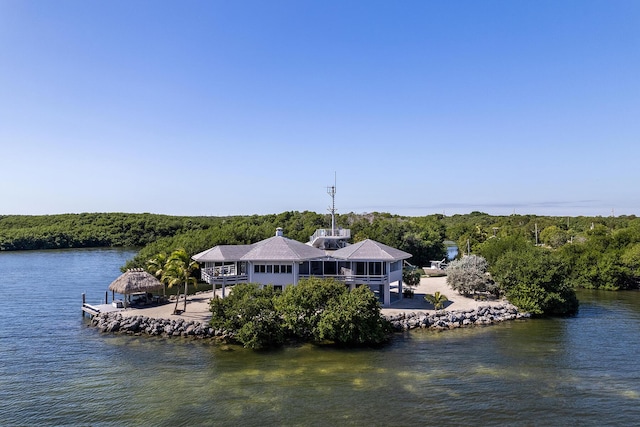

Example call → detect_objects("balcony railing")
201 267 248 285
299 274 387 286
309 228 351 242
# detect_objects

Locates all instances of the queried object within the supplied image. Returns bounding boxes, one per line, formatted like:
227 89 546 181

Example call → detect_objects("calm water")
1 249 640 426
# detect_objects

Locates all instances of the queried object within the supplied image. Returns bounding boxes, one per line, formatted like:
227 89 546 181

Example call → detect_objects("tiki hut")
108 268 164 307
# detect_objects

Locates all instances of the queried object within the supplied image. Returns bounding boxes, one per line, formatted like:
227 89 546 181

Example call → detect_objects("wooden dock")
82 293 123 318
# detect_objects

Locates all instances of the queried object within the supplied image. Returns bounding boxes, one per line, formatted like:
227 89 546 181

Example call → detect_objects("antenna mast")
327 173 337 236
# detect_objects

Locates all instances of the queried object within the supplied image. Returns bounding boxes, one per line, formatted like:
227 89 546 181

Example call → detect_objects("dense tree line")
445 213 640 315
473 237 579 316
4 211 640 294
0 213 217 250
122 211 447 270
0 210 477 263
442 211 639 257
451 213 640 291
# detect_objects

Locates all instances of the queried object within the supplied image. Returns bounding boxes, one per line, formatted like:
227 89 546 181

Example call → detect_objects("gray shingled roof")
192 244 254 262
192 235 412 263
332 239 412 261
240 235 326 261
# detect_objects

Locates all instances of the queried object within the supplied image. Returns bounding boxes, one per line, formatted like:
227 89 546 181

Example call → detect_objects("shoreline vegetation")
6 211 640 345
89 276 530 347
89 303 529 341
3 211 638 293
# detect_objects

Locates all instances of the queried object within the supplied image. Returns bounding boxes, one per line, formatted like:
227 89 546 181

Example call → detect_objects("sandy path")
119 276 507 322
381 275 507 316
119 290 219 323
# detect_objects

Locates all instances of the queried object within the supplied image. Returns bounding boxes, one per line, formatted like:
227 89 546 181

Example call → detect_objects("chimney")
275 227 284 237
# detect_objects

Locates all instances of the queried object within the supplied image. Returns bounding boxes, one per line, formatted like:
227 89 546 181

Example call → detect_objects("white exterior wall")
389 268 403 284
251 272 296 286
209 258 405 307
248 262 296 286
293 263 300 285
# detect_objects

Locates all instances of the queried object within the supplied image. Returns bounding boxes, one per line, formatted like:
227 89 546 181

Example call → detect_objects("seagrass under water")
1 249 639 426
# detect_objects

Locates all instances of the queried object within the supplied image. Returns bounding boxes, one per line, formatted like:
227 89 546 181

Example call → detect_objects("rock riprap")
90 313 228 339
90 303 530 338
385 303 530 331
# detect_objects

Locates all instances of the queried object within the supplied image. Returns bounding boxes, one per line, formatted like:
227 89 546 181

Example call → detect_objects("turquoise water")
1 249 639 426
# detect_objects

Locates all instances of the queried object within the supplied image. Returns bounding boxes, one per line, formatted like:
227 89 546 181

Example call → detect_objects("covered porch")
193 245 254 298
298 258 404 307
200 262 249 297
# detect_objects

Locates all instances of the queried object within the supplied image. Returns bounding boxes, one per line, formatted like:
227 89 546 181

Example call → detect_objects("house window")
299 262 310 275
324 261 337 275
274 264 292 274
253 264 292 274
369 262 382 276
311 261 323 275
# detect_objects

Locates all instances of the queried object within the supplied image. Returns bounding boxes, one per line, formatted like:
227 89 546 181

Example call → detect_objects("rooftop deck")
309 228 351 249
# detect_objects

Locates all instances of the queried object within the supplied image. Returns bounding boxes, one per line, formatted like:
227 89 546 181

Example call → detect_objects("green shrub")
492 246 578 316
210 280 392 349
276 277 346 341
316 285 392 346
210 283 284 349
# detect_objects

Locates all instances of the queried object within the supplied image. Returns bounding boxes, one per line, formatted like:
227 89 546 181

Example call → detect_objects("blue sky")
1 1 638 217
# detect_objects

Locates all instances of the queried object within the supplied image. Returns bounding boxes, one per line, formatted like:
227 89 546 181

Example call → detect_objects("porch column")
221 276 226 298
380 283 391 307
293 262 298 285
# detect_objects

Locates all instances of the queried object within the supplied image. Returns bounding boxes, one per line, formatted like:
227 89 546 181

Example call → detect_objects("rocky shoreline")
90 312 221 339
386 303 530 331
89 303 530 340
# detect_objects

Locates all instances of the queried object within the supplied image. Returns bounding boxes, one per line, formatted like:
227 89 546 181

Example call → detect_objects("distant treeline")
450 212 640 292
2 211 640 290
0 213 216 250
0 211 447 268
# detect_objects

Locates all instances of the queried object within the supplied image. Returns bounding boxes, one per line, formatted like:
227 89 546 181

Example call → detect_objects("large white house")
192 226 412 307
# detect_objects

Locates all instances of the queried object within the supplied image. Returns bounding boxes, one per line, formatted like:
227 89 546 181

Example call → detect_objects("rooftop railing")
309 228 351 242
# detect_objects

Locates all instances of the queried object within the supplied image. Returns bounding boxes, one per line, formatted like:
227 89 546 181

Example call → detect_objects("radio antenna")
327 172 337 235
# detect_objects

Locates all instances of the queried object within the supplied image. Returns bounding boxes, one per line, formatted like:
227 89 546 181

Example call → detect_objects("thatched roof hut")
108 268 164 295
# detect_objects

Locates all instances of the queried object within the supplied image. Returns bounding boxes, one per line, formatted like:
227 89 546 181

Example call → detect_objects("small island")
89 273 530 348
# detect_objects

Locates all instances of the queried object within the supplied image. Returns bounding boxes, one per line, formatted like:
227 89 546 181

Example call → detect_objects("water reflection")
3 250 640 426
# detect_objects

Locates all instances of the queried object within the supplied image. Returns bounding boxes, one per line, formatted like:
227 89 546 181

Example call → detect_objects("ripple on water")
2 251 640 425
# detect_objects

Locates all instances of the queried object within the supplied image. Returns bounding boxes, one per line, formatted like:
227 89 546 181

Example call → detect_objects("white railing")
201 267 247 285
309 228 351 242
211 265 237 275
299 274 387 286
208 275 248 285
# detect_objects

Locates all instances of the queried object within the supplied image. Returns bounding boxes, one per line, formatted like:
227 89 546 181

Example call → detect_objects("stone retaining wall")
386 303 530 331
90 312 227 340
90 303 530 339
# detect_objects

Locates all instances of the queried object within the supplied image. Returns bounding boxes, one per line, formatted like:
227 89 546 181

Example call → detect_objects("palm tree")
425 291 449 310
146 252 168 296
162 249 199 314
